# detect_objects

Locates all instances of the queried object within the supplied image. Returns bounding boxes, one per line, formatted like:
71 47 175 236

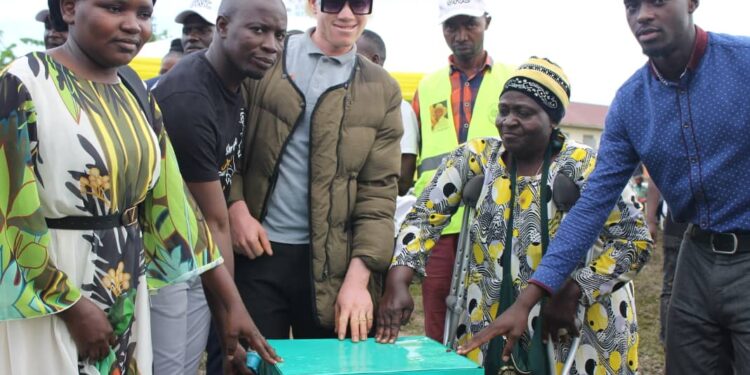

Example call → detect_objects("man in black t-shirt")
151 0 288 373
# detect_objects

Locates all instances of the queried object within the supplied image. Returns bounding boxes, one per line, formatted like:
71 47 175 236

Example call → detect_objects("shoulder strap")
117 65 161 135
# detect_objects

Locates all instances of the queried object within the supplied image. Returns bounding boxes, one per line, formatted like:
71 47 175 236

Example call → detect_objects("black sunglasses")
320 0 373 15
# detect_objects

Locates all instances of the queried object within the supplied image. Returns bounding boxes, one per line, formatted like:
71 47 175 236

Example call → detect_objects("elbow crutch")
443 175 485 346
546 315 583 375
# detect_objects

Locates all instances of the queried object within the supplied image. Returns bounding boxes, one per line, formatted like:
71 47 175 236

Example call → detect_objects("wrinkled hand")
59 297 115 362
542 279 582 343
229 201 273 259
221 303 281 367
457 302 531 361
335 279 373 342
375 281 413 343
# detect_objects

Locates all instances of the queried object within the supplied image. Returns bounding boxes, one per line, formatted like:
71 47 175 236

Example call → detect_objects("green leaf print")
108 291 136 336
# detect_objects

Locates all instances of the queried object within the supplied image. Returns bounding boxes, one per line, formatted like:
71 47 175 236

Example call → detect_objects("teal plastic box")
258 336 482 374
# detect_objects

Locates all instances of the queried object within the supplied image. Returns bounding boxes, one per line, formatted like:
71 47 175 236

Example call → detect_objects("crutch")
546 315 583 375
547 247 592 375
443 175 485 346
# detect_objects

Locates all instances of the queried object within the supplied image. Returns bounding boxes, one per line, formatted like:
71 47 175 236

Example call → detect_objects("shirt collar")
302 28 358 65
449 51 493 75
649 26 708 81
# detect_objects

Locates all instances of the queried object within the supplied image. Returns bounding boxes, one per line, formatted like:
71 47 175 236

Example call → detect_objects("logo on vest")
430 100 449 130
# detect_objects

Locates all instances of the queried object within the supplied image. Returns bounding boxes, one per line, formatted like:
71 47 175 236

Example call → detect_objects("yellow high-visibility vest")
415 64 513 234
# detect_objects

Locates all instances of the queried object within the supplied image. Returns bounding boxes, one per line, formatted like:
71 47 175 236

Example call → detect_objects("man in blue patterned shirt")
458 1 750 373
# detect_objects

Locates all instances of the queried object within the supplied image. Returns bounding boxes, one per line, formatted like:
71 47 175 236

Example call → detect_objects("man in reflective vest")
400 0 514 342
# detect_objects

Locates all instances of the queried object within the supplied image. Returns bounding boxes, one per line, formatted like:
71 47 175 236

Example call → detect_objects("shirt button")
464 82 470 87
464 123 469 128
464 102 470 107
683 122 690 128
690 157 697 164
701 221 708 229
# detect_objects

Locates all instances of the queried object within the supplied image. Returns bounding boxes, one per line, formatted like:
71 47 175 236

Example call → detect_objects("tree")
0 31 18 70
0 32 44 70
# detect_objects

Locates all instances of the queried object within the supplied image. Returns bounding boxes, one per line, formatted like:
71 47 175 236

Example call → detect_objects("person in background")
0 0 277 373
35 8 67 49
145 38 183 90
176 0 218 55
459 1 750 374
158 39 184 75
229 0 402 344
146 0 217 91
355 29 419 232
403 0 514 342
151 0 287 373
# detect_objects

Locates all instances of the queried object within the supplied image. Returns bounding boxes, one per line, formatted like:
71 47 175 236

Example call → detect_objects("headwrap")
501 56 571 124
48 0 157 32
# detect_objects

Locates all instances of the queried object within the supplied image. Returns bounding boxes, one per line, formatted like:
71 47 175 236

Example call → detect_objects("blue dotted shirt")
532 30 750 292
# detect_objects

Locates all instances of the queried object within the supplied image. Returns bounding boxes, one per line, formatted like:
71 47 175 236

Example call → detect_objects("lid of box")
260 336 482 375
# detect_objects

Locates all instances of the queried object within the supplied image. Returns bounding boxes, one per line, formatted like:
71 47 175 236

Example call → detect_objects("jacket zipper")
258 37 303 221
317 61 360 281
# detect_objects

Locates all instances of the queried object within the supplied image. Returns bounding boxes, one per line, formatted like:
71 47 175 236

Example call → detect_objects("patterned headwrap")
501 57 571 124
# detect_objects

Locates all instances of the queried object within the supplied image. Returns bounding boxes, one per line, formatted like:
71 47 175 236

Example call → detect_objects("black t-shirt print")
153 52 244 199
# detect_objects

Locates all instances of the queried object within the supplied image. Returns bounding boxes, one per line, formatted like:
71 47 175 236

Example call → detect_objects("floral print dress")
393 136 652 374
0 52 222 374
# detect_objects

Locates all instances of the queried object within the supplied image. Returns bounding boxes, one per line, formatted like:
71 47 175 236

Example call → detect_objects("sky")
2 0 749 105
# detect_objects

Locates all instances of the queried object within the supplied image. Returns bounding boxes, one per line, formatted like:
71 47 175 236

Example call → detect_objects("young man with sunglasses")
395 0 514 343
228 0 402 343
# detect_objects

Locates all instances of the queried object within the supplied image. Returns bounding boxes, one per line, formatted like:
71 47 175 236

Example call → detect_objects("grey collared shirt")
263 29 357 244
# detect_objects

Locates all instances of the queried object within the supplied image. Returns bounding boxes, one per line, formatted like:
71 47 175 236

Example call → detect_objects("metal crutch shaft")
443 175 485 346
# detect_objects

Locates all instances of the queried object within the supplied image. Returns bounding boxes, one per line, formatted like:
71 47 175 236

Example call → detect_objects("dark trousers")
235 242 336 339
659 229 686 345
665 230 750 374
205 242 336 375
421 234 459 342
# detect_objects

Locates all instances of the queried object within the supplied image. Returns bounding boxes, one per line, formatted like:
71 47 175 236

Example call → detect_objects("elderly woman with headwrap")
0 0 279 373
376 58 652 374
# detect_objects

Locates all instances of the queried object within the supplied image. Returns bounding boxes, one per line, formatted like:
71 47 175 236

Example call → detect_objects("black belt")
687 224 750 255
46 206 139 230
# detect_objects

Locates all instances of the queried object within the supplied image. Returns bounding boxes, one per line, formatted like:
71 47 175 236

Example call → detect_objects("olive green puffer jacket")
231 52 403 328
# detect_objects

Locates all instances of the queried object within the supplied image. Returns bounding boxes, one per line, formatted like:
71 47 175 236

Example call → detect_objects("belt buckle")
711 233 738 255
120 206 138 227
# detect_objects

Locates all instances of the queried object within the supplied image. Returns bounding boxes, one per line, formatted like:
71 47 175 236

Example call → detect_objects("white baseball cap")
174 0 219 25
438 0 489 24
